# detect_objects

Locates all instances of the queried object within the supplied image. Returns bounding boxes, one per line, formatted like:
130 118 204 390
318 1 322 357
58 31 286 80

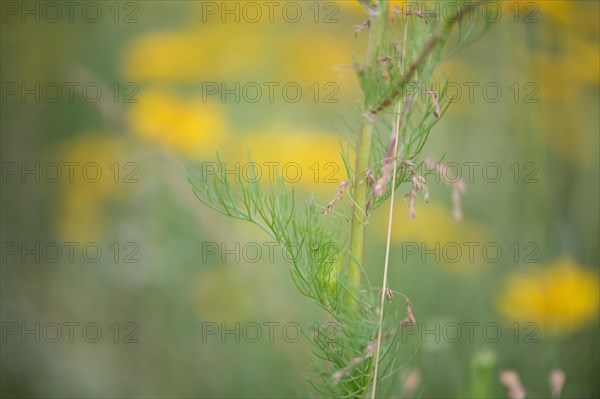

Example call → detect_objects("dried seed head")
365 339 378 356
354 19 371 38
365 168 375 187
452 180 466 221
373 137 397 197
401 160 429 218
549 369 565 399
331 338 378 385
377 287 394 302
331 369 344 385
373 173 389 197
401 302 416 328
425 156 466 222
400 369 422 398
424 89 441 118
322 180 349 215
385 288 393 302
412 174 427 193
500 370 526 399
378 55 393 79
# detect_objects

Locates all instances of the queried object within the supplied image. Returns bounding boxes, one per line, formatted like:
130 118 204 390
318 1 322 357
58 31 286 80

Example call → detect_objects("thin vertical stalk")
370 101 402 399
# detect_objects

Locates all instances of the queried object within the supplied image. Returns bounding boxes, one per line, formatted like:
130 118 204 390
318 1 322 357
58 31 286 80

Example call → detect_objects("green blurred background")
1 1 598 398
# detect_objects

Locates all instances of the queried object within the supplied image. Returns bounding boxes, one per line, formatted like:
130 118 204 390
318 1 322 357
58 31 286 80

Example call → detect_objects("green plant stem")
347 0 389 299
347 2 475 300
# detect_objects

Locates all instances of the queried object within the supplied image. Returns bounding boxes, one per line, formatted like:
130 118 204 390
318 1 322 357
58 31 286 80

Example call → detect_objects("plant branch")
369 3 476 117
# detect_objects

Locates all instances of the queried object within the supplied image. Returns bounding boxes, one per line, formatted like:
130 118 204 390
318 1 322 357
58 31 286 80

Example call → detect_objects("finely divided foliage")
187 1 489 397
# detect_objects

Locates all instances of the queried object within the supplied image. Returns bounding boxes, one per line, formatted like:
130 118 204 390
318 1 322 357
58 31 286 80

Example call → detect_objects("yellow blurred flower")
56 133 129 241
534 35 600 103
122 17 356 89
502 0 572 25
498 258 600 336
375 201 483 243
372 201 487 276
122 24 269 83
336 0 367 14
128 88 229 158
231 127 344 195
536 0 572 24
531 14 599 162
531 51 598 163
279 30 357 88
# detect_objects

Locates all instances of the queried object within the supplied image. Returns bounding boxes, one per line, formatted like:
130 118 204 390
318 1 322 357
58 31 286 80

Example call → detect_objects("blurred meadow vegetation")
1 1 598 398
